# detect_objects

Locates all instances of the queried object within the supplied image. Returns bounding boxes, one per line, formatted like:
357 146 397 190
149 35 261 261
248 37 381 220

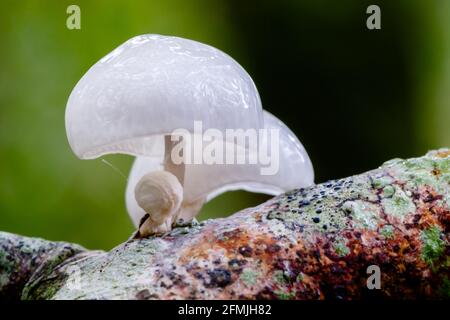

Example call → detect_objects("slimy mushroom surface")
65 34 313 237
65 34 263 159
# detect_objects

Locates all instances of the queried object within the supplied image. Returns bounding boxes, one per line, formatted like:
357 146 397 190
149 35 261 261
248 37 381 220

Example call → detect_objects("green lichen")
333 240 350 257
240 269 259 286
372 176 394 189
403 157 436 171
436 157 449 173
268 176 365 236
343 200 380 230
380 225 395 239
296 273 304 283
381 186 415 219
381 158 405 168
49 237 168 300
395 150 449 197
170 219 204 237
274 289 296 300
273 270 287 285
266 219 293 241
382 185 395 197
420 225 446 267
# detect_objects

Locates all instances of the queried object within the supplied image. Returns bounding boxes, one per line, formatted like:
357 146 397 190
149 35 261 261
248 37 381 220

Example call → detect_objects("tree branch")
1 149 449 300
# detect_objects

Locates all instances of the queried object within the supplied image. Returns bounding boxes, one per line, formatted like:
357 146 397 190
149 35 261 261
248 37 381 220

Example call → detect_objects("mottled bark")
0 149 449 300
0 232 85 301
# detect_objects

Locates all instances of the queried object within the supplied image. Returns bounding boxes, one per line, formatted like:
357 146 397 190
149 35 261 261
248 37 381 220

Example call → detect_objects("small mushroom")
134 171 183 235
65 34 264 236
126 110 314 235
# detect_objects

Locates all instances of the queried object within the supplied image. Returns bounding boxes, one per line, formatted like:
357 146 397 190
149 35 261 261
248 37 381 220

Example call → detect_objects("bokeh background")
0 0 448 250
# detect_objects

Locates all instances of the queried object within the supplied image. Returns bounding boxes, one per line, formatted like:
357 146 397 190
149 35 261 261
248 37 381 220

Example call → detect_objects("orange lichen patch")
254 213 263 223
416 208 439 229
434 206 450 232
178 232 216 262
434 149 450 158
215 228 252 254
398 238 412 256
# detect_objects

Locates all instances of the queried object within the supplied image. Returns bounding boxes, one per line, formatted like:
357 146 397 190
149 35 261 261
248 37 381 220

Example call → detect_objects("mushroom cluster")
65 34 314 237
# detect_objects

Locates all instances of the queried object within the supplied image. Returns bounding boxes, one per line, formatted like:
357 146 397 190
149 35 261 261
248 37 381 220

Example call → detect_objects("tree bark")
0 149 449 300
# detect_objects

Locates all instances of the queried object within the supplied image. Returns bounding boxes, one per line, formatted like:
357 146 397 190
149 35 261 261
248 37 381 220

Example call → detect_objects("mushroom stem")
134 136 205 237
163 135 185 185
162 134 205 225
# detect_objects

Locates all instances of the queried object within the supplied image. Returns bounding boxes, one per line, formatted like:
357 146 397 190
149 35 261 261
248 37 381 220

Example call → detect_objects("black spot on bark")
136 289 152 300
206 269 232 288
239 245 253 257
265 244 281 254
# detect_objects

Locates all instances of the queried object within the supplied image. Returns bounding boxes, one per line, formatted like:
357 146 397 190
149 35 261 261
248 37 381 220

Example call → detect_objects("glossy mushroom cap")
126 111 314 227
65 34 263 159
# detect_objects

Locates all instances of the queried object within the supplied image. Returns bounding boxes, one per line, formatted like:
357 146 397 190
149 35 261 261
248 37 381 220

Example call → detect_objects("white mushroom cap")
126 110 314 227
65 34 263 159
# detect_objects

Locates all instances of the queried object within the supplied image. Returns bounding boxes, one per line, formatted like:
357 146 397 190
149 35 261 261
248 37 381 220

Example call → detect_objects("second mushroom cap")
126 110 314 227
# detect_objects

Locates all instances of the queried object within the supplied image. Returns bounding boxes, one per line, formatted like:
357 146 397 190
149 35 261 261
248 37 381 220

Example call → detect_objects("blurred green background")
0 0 448 250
